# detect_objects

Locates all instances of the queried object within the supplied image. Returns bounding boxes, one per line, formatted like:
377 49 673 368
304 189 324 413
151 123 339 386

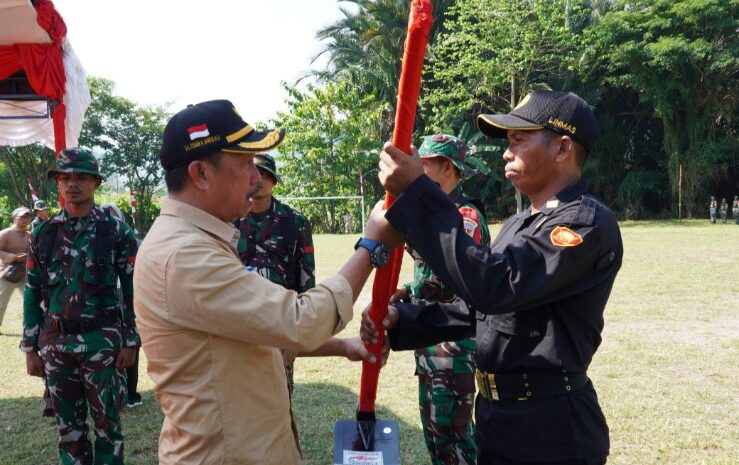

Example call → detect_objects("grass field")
0 220 737 465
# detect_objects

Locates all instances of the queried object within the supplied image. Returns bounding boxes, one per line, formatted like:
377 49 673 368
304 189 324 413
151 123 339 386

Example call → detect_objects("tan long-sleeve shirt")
0 225 30 272
134 199 354 465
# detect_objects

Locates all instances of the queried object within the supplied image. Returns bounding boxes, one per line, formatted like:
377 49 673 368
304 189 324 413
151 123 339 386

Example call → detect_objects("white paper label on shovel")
340 450 384 465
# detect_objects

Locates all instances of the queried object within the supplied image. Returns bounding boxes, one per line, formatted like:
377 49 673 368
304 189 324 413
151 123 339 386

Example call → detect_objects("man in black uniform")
363 90 623 465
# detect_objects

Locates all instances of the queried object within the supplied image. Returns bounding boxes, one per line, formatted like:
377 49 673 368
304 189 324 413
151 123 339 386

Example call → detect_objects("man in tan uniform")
134 100 396 465
0 207 32 334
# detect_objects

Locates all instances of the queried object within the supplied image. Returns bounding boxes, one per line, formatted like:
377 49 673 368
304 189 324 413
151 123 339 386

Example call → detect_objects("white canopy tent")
0 0 90 152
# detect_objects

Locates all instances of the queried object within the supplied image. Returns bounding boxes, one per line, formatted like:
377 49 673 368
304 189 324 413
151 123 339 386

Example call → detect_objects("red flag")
27 178 40 203
358 0 434 415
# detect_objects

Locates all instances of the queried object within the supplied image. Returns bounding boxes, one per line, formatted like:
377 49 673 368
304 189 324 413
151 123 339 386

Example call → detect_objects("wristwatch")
354 237 390 268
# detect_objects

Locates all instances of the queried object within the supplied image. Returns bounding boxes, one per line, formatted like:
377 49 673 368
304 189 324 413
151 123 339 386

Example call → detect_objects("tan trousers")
0 277 24 327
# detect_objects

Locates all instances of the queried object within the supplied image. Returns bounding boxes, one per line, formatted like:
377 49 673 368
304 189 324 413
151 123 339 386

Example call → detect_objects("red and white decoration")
0 0 90 154
27 177 39 202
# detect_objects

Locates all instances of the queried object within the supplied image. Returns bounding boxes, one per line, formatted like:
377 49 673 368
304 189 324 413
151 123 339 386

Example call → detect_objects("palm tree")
309 0 454 140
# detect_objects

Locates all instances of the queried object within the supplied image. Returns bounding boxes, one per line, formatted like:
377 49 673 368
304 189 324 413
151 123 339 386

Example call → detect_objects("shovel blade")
333 419 401 465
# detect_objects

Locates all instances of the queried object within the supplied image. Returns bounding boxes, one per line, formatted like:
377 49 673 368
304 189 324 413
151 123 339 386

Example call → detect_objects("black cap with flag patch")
477 90 599 152
159 99 286 171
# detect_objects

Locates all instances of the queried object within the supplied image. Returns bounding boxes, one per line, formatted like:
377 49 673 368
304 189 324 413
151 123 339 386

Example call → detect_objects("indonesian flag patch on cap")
188 124 210 141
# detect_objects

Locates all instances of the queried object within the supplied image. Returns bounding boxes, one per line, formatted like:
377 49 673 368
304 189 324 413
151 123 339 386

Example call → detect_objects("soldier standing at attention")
391 134 489 465
31 200 51 230
710 196 718 223
20 148 139 465
719 198 728 224
344 212 354 234
732 196 739 225
364 91 623 465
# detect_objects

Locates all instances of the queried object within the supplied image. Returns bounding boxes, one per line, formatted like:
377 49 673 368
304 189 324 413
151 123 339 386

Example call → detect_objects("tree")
585 0 738 215
0 144 57 208
311 0 455 141
272 81 384 232
79 77 169 234
422 0 589 212
422 0 588 127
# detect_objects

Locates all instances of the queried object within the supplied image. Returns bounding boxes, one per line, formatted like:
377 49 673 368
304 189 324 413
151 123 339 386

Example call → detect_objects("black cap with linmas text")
477 90 599 152
159 99 286 171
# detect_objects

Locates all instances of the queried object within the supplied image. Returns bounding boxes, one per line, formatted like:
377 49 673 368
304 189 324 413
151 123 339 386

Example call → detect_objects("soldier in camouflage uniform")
709 196 717 223
20 148 139 465
393 134 490 465
719 198 728 224
234 153 315 397
733 196 739 225
31 200 52 231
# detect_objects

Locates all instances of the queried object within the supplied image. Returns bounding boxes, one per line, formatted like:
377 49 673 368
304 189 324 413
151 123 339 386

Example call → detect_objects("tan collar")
160 198 240 251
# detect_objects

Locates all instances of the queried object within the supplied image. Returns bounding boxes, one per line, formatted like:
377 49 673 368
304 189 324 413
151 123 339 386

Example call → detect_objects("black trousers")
478 447 607 465
479 458 606 465
125 348 140 396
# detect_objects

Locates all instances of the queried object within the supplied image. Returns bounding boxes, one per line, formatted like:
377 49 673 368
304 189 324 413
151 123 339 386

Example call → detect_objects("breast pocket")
488 310 545 339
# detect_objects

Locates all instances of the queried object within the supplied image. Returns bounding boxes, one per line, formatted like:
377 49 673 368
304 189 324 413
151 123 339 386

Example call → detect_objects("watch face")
373 243 390 267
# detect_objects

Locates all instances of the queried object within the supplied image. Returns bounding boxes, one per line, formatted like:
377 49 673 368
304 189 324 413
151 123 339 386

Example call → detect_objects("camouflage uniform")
719 198 728 224
235 197 315 392
19 149 139 465
733 196 739 225
32 200 51 231
404 135 491 465
709 197 717 223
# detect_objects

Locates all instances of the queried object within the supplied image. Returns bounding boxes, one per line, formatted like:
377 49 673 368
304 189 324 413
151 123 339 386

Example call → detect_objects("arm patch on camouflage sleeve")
459 206 482 243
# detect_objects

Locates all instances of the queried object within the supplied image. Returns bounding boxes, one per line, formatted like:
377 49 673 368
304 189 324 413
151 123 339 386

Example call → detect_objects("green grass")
0 221 737 464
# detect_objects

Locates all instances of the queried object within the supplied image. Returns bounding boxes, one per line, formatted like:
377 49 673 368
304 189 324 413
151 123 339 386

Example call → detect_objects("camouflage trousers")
42 347 126 465
282 353 302 457
415 338 477 465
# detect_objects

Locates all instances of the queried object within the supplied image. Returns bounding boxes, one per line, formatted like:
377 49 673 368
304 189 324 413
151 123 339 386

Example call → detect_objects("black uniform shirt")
385 175 623 462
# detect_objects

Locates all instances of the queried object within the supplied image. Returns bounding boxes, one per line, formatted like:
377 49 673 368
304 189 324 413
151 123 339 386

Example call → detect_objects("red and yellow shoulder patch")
550 226 583 247
459 206 482 243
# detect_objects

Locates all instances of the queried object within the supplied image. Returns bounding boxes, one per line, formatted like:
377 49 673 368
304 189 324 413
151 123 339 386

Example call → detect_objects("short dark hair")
164 152 224 193
544 129 587 169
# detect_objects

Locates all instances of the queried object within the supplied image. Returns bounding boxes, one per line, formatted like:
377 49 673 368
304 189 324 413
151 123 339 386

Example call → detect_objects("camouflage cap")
33 200 49 210
254 153 282 183
47 147 105 181
418 134 476 176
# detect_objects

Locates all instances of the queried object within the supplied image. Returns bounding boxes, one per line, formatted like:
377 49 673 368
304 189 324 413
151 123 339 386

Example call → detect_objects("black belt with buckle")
43 312 118 336
475 369 588 401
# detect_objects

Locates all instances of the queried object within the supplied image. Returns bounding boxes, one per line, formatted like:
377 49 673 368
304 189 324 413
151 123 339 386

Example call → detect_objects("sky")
53 0 355 124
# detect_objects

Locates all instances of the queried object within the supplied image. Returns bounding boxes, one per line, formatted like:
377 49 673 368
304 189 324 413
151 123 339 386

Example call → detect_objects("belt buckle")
475 370 499 401
488 373 499 401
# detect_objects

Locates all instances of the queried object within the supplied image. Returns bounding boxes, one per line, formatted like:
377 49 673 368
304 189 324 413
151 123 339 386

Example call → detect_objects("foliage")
272 81 384 232
78 77 170 234
422 0 589 128
94 187 161 238
617 170 669 219
311 0 455 140
0 144 58 208
584 0 739 215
